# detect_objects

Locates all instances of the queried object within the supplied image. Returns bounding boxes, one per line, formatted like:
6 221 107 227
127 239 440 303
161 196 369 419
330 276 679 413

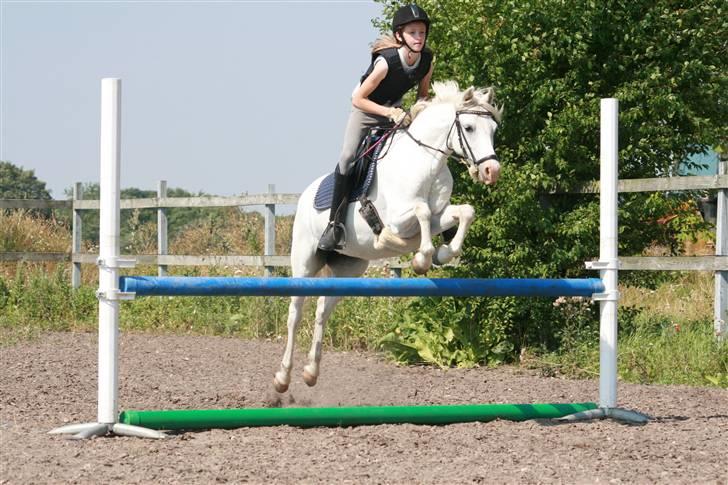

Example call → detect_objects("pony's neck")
405 104 454 162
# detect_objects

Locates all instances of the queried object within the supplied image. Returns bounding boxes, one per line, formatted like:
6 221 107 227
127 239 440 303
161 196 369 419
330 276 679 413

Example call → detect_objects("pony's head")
411 81 502 185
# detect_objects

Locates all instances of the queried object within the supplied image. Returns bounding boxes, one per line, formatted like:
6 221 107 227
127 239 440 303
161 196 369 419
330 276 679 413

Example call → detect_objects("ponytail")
371 34 401 53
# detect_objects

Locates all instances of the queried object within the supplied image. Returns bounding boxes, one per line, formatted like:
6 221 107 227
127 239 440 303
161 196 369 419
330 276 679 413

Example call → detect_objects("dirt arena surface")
1 332 726 484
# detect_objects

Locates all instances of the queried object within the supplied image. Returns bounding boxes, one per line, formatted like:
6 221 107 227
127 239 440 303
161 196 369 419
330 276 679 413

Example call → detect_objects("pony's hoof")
412 252 431 275
302 368 318 387
273 376 289 394
432 245 455 266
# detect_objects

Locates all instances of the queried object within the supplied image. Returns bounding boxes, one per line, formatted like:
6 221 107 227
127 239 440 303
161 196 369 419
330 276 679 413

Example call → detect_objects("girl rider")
318 4 434 251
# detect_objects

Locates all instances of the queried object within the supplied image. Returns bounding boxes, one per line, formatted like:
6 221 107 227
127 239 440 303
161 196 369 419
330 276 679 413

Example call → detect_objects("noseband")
402 109 499 172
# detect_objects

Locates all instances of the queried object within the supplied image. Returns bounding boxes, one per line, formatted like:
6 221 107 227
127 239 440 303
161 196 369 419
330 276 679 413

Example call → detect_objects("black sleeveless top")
359 47 433 106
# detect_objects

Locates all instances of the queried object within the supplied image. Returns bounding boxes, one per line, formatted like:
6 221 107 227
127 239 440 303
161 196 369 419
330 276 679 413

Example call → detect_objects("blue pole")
120 276 604 298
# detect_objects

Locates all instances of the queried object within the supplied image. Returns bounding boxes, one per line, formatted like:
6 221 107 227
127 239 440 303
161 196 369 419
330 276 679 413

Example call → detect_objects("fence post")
72 182 83 288
715 157 727 341
158 180 168 277
264 184 276 277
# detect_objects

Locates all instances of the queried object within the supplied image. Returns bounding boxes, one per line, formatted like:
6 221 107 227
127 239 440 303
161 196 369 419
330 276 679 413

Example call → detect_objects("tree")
375 0 727 365
0 161 51 200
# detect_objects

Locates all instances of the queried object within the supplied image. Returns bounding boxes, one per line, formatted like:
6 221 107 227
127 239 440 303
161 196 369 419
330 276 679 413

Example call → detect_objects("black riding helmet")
392 4 430 33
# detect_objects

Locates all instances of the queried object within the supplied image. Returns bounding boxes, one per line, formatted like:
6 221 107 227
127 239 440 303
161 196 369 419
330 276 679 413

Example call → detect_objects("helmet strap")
395 28 427 56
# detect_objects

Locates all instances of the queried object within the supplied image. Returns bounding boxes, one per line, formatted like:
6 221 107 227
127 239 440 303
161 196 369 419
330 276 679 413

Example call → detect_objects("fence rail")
566 174 728 194
0 252 71 262
0 199 72 209
619 256 728 271
69 194 301 210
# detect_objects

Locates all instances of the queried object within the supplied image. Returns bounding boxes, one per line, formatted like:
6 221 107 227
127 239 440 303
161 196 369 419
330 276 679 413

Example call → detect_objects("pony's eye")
464 125 474 133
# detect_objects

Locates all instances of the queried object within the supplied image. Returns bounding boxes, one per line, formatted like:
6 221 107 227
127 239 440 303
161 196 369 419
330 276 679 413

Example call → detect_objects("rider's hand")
387 107 406 124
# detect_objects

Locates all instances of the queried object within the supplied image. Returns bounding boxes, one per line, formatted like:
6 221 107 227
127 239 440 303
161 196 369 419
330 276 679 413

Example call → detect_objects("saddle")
313 129 387 211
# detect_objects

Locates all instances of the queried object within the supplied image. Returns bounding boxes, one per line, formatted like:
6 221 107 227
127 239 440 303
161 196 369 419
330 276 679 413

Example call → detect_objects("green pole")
119 402 597 430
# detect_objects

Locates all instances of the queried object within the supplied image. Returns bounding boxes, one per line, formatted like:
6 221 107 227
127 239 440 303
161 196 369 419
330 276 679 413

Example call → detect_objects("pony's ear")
482 87 494 104
462 87 475 103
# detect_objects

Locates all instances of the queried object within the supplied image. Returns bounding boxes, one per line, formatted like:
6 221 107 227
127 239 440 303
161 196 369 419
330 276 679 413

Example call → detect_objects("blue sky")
1 0 383 198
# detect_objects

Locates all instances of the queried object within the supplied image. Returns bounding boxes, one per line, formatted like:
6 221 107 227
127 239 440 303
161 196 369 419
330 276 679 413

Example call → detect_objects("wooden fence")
2 168 727 339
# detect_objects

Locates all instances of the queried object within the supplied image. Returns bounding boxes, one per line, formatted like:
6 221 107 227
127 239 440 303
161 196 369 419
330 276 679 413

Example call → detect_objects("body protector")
359 47 433 106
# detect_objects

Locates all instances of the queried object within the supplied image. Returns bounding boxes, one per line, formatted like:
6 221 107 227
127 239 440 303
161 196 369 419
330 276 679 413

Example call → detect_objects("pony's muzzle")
477 157 500 185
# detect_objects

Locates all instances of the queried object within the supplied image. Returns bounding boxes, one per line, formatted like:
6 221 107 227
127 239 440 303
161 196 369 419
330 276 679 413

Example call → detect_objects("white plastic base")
554 407 650 424
48 422 166 439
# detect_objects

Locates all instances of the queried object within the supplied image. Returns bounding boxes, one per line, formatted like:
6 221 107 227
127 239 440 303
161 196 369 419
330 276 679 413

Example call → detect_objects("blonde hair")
371 34 401 53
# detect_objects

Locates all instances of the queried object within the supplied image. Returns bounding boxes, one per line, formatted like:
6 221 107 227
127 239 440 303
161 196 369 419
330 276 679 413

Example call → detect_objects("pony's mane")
410 81 503 122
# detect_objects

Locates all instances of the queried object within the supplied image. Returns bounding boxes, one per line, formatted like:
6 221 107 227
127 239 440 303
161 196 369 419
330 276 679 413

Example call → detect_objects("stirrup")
318 222 347 251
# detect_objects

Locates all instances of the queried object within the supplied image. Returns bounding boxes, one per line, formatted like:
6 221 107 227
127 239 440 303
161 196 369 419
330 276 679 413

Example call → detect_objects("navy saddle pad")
313 131 386 210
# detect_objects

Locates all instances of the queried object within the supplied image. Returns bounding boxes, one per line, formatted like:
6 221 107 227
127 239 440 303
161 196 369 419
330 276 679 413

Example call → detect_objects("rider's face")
397 21 427 51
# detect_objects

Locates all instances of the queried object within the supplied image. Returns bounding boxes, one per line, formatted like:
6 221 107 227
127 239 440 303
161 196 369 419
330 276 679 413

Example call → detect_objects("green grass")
533 315 727 388
618 315 728 387
528 295 728 388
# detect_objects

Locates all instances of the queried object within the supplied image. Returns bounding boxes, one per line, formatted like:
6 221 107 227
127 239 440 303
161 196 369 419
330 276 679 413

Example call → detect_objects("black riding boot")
318 168 351 251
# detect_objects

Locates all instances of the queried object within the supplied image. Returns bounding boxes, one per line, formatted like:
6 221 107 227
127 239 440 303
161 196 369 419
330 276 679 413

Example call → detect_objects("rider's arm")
417 60 434 100
352 60 395 118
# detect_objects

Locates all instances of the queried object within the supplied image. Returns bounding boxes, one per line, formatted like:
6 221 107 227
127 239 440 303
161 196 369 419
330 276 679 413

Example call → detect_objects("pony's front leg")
431 204 476 265
302 295 341 387
412 201 435 275
274 296 305 393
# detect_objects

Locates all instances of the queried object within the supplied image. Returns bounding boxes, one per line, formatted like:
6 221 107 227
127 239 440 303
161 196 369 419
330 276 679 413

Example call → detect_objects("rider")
317 4 435 252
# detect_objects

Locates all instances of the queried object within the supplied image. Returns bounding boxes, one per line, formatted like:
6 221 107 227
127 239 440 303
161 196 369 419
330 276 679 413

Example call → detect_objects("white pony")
274 81 502 392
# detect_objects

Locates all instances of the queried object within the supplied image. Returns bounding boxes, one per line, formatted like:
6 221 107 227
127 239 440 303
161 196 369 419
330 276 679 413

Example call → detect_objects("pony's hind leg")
274 296 305 393
302 253 368 387
273 229 326 393
302 295 340 386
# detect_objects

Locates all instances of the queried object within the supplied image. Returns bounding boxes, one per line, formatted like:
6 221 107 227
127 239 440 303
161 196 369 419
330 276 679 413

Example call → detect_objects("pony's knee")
412 251 432 275
459 204 475 222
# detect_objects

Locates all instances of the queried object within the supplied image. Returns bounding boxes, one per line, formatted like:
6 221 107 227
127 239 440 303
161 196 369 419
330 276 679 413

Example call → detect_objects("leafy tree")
0 161 51 200
375 0 727 365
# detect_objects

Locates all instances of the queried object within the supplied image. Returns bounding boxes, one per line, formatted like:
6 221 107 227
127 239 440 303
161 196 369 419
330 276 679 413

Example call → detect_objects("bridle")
402 109 499 175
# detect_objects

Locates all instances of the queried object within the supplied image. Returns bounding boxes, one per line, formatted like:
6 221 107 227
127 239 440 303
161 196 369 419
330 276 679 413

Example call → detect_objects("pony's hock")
49 79 647 440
